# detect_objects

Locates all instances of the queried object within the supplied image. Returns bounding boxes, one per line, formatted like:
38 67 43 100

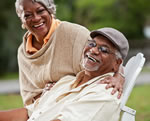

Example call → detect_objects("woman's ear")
21 24 26 29
51 14 54 18
20 17 26 29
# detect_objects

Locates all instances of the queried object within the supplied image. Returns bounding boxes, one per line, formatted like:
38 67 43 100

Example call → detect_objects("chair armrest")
121 106 136 121
121 106 136 115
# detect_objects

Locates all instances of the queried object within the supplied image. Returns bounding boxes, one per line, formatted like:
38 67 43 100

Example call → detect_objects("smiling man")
25 27 129 121
0 27 129 121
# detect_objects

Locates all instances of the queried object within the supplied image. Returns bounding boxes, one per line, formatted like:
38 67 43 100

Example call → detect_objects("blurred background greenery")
0 0 150 121
0 0 150 75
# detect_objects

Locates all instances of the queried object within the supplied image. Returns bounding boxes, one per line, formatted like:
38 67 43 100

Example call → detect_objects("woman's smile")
21 0 51 42
33 22 44 28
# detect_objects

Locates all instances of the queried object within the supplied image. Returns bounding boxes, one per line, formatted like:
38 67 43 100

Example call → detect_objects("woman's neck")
32 36 44 50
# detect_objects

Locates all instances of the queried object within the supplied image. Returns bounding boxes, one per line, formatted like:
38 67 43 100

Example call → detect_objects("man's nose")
90 47 99 55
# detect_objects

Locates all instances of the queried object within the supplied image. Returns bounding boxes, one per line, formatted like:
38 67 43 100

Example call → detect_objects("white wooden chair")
120 53 146 121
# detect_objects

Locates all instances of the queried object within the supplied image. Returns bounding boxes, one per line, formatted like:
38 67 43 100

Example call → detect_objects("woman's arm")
100 64 125 99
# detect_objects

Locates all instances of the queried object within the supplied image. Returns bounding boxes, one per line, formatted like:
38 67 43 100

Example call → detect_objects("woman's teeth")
34 23 44 28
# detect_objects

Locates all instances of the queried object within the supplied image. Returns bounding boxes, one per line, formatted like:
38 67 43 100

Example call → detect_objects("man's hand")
44 82 56 91
34 82 56 101
41 82 56 97
99 73 124 99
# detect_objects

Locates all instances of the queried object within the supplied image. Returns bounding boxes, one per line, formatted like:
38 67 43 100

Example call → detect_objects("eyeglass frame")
86 39 116 56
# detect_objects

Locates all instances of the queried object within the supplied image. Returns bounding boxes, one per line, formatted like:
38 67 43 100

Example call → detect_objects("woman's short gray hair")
15 0 56 18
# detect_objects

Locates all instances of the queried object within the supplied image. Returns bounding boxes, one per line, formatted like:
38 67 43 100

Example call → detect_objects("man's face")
82 35 120 77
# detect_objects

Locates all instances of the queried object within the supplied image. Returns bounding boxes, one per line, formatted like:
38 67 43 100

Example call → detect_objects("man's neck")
77 70 99 87
77 73 91 87
73 70 113 88
78 69 112 87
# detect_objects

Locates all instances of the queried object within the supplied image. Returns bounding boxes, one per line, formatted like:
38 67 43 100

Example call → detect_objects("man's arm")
0 108 28 121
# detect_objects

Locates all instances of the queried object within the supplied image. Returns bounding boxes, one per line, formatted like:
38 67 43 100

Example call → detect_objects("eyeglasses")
87 40 116 55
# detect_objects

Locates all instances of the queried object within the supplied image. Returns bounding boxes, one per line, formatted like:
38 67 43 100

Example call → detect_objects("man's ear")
114 58 123 72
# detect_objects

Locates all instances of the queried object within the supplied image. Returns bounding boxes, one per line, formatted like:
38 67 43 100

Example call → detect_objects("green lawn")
141 67 150 73
0 85 150 121
126 84 150 121
0 94 23 110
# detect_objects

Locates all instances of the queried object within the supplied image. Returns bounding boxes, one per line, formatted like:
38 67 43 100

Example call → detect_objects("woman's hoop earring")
21 24 26 29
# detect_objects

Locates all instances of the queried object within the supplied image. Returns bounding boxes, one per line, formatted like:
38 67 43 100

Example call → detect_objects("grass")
0 94 23 110
141 67 150 73
126 84 150 121
0 85 150 121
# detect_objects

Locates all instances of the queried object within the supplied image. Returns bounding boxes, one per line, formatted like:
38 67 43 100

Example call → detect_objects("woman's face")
21 0 51 40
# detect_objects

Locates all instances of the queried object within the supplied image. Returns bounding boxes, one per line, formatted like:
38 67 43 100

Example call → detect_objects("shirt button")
39 111 42 114
32 117 35 120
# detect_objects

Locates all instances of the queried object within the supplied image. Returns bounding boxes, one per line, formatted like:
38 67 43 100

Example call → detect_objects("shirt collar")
56 71 114 102
71 71 114 90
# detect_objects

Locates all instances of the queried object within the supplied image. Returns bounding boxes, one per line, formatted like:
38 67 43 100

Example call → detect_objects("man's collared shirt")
26 72 121 121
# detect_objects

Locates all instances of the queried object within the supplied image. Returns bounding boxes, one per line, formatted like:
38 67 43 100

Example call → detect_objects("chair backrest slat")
120 53 145 121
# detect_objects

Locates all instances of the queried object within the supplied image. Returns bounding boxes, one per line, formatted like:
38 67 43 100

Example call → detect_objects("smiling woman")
21 0 52 44
16 0 53 50
15 0 91 105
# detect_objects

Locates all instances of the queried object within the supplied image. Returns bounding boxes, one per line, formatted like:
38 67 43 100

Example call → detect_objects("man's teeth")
34 23 44 28
88 55 97 62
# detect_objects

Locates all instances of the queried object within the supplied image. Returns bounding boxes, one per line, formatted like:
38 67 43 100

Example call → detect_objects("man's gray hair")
15 0 56 18
115 50 122 60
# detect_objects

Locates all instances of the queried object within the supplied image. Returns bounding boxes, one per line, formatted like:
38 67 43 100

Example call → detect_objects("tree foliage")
70 0 150 39
0 0 24 74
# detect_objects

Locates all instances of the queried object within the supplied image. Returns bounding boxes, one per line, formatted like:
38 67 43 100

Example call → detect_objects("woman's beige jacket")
18 21 90 105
